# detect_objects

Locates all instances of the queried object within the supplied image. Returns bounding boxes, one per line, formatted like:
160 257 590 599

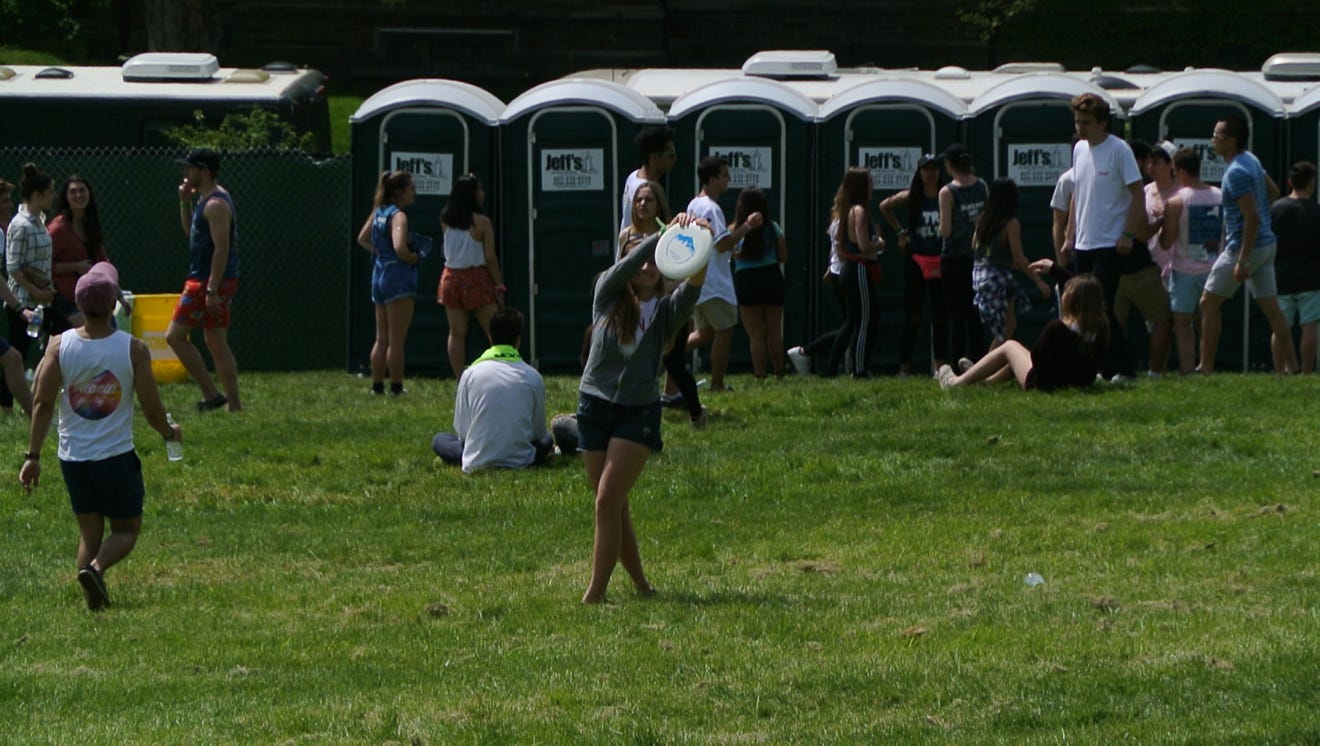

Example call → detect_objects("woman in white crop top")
438 174 504 378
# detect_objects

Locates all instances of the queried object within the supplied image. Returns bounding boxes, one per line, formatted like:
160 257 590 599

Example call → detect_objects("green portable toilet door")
846 106 944 366
992 101 1079 333
1156 101 1264 185
528 107 620 371
694 105 811 359
381 109 471 370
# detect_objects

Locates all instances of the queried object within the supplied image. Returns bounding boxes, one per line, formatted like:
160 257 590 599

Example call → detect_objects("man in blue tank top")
166 149 242 411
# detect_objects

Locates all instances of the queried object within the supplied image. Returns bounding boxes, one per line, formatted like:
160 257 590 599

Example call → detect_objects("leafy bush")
163 106 315 152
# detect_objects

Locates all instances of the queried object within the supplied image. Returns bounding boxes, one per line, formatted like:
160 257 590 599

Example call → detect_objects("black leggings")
941 255 984 362
826 261 877 376
663 320 702 419
900 256 948 368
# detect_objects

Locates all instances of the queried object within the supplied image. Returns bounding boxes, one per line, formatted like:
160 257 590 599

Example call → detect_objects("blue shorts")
1276 290 1320 326
371 262 418 305
1168 270 1210 315
576 392 663 453
61 450 145 519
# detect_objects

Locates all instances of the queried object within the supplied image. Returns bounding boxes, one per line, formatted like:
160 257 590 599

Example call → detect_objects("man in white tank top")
20 263 181 611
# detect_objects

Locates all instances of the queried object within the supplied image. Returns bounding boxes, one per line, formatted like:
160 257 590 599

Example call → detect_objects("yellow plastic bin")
129 293 190 384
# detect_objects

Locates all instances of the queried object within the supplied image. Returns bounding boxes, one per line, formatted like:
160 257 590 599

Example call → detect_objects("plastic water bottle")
1024 572 1045 587
25 307 42 338
165 413 182 462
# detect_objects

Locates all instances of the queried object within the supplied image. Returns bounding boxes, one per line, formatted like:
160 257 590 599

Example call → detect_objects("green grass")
2 371 1317 743
0 46 67 65
329 95 365 155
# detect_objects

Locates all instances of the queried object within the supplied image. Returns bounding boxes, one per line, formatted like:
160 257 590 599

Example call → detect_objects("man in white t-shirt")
685 155 761 391
1063 92 1146 380
619 126 677 240
1049 166 1074 266
432 307 553 473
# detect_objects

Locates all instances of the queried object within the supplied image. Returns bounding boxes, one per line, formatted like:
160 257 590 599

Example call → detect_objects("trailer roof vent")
1126 64 1161 74
122 52 220 82
742 50 837 79
0 67 16 81
261 61 299 73
992 62 1065 74
35 67 74 79
1263 52 1320 81
225 69 270 84
934 65 970 80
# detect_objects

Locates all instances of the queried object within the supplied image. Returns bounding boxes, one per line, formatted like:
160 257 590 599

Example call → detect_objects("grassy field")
2 370 1316 743
329 95 365 155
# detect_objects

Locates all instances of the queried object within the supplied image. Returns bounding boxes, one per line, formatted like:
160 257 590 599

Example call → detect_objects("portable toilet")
816 78 968 371
1130 70 1287 371
966 74 1125 346
665 77 818 365
1289 84 1320 180
348 79 505 375
1128 69 1286 185
500 79 666 371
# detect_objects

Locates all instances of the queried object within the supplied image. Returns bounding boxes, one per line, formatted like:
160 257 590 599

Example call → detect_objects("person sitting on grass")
19 262 181 611
431 306 554 473
938 259 1108 392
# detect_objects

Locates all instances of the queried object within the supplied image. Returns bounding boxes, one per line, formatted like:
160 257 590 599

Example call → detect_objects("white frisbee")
654 225 713 280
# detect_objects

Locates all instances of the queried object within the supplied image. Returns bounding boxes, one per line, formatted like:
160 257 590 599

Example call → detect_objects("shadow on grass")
653 589 798 607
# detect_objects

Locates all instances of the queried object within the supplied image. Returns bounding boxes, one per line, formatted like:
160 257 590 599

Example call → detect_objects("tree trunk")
144 0 221 52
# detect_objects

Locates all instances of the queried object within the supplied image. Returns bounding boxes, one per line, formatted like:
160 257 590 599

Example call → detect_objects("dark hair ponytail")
20 163 53 201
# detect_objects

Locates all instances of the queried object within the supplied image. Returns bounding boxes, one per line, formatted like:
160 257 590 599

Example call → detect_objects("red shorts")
438 266 497 309
172 277 238 329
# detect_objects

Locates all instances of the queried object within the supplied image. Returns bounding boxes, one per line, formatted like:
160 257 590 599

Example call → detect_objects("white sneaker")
1109 374 1136 384
957 357 974 374
787 346 811 376
937 364 956 389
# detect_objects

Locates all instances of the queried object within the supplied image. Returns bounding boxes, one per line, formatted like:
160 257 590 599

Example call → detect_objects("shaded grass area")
1 371 1316 743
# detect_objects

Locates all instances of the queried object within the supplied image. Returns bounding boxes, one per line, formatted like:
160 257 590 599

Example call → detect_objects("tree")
144 0 221 52
958 0 1039 68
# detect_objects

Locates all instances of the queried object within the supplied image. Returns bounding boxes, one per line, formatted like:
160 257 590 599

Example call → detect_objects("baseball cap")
175 148 220 173
917 153 940 168
940 143 972 164
74 262 120 315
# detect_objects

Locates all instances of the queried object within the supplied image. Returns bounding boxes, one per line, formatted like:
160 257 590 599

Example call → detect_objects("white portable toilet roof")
968 72 1124 117
1287 82 1320 117
1129 69 1285 117
350 79 505 125
818 77 968 120
667 76 818 121
501 78 666 123
623 68 744 109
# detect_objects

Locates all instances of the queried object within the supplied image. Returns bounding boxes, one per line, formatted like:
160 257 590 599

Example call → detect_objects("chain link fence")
0 147 350 370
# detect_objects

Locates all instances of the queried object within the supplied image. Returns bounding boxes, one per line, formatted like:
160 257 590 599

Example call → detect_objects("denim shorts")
576 392 663 453
61 450 145 519
1277 290 1320 326
1168 270 1210 315
371 261 418 305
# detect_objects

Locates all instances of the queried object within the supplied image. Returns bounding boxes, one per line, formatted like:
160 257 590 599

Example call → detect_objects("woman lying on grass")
578 213 711 604
938 259 1108 392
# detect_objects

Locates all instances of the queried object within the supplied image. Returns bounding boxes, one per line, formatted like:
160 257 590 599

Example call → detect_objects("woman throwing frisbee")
579 212 711 604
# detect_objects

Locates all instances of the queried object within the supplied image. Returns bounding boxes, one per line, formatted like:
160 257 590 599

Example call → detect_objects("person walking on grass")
824 167 885 378
1063 93 1144 381
439 174 504 379
20 262 181 611
971 177 1051 350
0 174 39 417
880 153 949 377
356 169 419 395
6 163 56 409
579 213 710 604
1157 147 1221 374
1268 160 1320 373
1199 116 1298 374
731 186 787 380
939 260 1107 392
686 155 760 392
167 148 241 412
